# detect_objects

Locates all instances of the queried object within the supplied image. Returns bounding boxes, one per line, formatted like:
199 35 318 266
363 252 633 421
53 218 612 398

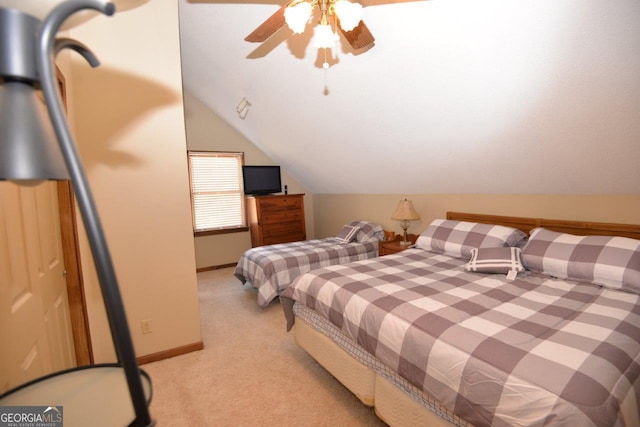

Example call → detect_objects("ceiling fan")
244 0 375 51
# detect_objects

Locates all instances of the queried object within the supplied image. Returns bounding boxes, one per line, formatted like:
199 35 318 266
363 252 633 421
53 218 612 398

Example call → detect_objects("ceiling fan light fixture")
312 22 338 49
244 0 375 56
334 0 362 32
284 1 312 34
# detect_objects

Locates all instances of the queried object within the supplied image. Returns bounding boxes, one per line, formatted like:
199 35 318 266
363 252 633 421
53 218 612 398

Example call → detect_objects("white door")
0 181 76 393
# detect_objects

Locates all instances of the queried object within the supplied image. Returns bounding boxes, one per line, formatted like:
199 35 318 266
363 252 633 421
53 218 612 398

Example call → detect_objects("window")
188 151 247 235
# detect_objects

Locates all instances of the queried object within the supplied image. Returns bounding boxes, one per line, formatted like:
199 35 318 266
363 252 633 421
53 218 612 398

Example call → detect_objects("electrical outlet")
141 319 152 334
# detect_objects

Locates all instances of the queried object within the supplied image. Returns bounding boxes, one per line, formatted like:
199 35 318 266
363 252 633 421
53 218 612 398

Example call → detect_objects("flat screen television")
242 165 282 195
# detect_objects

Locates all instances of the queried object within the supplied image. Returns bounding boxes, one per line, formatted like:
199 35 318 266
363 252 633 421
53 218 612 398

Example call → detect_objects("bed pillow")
465 247 525 274
334 225 360 243
348 220 384 242
522 227 640 294
415 219 527 260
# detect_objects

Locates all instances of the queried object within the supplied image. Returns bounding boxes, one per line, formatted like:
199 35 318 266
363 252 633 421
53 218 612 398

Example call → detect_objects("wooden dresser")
246 194 306 247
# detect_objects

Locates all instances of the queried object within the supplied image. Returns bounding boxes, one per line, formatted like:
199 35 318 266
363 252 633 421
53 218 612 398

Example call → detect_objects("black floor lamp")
0 1 154 425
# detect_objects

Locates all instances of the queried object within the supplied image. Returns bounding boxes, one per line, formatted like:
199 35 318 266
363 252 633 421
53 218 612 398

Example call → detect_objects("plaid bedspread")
234 238 378 307
282 249 640 427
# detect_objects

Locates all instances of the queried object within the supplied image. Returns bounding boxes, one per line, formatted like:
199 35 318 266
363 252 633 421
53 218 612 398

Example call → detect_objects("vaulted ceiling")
178 0 640 194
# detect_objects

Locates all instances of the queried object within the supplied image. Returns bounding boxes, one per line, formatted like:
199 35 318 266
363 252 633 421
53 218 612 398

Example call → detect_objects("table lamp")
391 198 420 246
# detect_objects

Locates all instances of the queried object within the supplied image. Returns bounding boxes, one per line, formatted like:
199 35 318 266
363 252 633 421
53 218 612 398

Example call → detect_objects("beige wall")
184 86 640 265
64 0 201 360
184 92 314 269
313 194 640 239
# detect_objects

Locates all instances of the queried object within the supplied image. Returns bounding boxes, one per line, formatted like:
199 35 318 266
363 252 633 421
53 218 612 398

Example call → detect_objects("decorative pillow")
348 220 385 242
522 228 640 294
415 219 527 260
334 225 360 243
465 247 525 274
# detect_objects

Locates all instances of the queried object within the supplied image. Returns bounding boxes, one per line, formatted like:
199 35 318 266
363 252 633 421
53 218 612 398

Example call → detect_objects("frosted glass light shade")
334 0 362 32
284 2 312 34
313 23 338 48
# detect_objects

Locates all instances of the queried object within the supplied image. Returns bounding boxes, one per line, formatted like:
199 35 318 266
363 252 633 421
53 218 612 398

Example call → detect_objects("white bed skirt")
293 303 471 427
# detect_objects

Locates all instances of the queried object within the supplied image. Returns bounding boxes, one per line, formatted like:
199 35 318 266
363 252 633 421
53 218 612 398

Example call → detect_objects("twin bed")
234 220 384 307
281 212 640 427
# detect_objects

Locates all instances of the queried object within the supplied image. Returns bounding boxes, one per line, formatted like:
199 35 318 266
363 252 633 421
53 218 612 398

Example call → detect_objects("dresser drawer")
258 196 303 212
262 221 305 238
261 210 304 225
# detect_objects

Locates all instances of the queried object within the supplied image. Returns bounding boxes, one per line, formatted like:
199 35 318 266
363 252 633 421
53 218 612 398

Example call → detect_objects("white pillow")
466 247 526 274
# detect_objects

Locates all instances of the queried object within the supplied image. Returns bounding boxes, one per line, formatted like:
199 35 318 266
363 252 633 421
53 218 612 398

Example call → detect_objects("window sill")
194 226 249 237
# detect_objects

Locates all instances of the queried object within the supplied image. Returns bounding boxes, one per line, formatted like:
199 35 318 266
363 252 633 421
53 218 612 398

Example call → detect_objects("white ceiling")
178 0 640 194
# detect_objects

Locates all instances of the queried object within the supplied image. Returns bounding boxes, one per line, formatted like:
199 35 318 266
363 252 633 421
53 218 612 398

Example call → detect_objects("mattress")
283 249 640 426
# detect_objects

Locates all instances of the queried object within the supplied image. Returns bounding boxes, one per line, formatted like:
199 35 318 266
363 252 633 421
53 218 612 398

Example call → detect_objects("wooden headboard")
447 212 640 240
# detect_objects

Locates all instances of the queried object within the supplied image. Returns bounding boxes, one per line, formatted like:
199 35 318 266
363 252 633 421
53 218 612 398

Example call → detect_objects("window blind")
188 152 245 232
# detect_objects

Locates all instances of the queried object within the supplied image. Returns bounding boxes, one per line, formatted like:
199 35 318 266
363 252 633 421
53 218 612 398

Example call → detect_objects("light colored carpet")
142 267 387 426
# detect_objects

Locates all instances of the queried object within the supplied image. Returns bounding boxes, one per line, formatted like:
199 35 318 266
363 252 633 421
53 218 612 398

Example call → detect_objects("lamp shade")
0 81 69 181
284 1 312 34
334 0 362 32
313 23 338 49
391 199 420 221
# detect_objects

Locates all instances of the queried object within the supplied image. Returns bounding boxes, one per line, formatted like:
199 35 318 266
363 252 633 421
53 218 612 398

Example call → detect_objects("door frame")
57 181 92 365
55 68 92 366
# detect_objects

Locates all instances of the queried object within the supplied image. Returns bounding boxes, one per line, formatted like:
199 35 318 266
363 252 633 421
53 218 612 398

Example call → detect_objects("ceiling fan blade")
339 20 375 50
245 2 293 43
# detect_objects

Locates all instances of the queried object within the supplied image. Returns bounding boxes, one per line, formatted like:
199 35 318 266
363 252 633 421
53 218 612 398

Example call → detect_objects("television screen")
242 165 282 195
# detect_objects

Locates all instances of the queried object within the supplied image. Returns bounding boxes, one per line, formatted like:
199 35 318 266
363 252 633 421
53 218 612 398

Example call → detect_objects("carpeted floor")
142 267 387 426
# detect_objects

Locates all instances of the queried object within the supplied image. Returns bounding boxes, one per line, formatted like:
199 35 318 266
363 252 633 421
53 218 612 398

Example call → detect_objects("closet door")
0 181 76 393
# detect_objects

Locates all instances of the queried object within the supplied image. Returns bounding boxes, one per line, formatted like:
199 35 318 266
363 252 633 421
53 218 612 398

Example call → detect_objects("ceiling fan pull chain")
323 49 331 96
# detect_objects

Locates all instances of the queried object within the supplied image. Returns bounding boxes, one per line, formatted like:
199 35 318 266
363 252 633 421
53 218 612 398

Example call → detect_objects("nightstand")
378 234 418 256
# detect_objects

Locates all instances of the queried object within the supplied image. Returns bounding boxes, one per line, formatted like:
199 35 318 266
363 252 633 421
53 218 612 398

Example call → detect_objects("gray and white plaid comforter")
234 238 378 307
282 249 640 426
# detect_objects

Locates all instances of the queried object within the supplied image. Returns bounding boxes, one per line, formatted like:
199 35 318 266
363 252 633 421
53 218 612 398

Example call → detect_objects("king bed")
282 212 640 427
234 220 384 307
